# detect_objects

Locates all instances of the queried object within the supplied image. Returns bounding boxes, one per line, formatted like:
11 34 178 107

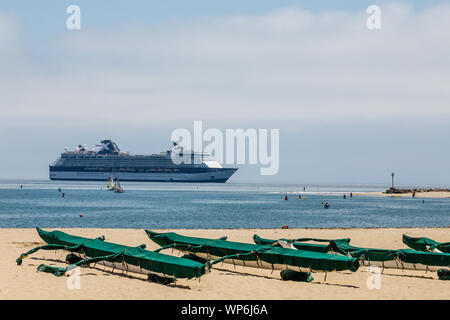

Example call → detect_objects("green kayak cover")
145 230 360 272
16 228 208 279
395 249 450 268
253 234 346 253
403 235 450 253
253 235 397 262
328 239 400 262
328 239 450 268
253 235 450 268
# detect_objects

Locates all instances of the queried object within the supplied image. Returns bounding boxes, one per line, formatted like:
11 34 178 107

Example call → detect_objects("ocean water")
0 180 448 229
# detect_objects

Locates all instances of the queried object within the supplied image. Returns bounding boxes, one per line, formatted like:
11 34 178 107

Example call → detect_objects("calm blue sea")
0 180 448 228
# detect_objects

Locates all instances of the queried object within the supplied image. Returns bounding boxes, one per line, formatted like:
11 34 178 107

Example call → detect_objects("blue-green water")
0 180 448 228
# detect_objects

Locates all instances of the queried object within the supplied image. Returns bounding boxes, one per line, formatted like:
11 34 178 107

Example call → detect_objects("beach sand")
1 228 449 300
355 191 450 199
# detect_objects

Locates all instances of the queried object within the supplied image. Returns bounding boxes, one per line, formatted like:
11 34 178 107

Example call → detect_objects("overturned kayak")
145 230 360 273
16 228 209 280
403 234 450 253
253 234 450 272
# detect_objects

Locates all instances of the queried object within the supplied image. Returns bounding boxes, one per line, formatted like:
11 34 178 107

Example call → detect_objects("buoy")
80 214 83 218
285 195 288 200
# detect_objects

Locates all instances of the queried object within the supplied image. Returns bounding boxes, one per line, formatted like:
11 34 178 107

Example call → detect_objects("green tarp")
145 230 360 273
328 239 399 262
16 228 208 279
254 235 398 262
253 234 342 253
396 249 450 267
329 239 450 268
403 235 450 253
253 234 450 268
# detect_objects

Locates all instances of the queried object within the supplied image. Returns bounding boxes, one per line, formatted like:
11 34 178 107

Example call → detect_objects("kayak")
16 228 210 280
146 230 360 273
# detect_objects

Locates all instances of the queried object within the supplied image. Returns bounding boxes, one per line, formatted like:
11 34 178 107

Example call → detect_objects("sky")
0 1 449 185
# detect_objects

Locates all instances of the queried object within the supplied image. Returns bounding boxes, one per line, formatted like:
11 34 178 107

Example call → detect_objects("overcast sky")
0 1 449 185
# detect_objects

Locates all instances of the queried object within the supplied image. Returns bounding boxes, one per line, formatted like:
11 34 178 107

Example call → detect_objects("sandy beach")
354 191 450 199
1 227 449 300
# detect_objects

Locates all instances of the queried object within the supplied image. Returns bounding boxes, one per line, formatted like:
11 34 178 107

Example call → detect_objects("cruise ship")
49 140 238 182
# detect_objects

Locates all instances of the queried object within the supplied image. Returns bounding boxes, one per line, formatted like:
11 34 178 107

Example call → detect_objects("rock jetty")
384 187 450 194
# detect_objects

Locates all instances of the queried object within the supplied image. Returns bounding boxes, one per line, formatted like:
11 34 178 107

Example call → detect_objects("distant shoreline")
355 191 450 199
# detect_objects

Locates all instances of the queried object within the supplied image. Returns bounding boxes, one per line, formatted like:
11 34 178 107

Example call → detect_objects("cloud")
1 3 450 127
0 13 25 70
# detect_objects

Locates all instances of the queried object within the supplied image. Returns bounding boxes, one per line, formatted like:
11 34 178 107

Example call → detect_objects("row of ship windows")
85 168 182 172
61 157 170 162
62 156 201 160
61 162 204 166
61 156 203 160
62 163 178 167
62 158 170 162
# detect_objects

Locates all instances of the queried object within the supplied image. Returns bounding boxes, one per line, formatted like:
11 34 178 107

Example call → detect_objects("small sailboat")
114 178 124 193
107 176 115 191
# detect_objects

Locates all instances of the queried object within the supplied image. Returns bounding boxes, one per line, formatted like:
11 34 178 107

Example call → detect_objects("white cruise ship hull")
49 169 237 183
